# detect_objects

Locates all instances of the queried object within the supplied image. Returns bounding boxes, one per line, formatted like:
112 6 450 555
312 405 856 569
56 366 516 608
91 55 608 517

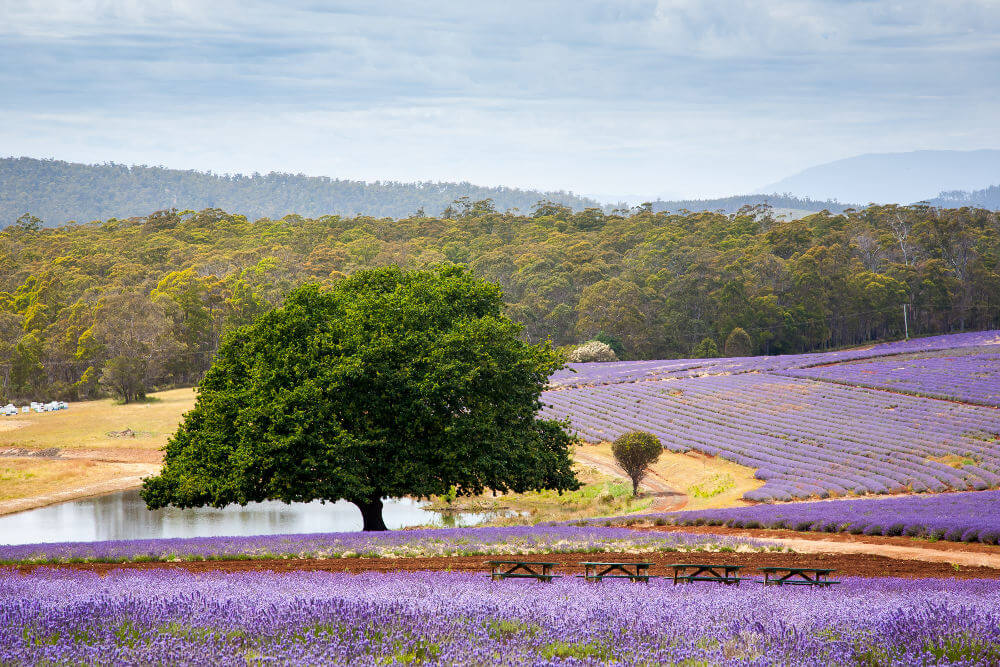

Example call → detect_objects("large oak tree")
141 265 579 530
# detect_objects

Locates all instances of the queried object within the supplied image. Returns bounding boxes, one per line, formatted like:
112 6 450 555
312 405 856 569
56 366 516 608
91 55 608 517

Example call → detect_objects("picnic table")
486 560 559 582
579 562 653 583
669 563 745 585
758 567 840 587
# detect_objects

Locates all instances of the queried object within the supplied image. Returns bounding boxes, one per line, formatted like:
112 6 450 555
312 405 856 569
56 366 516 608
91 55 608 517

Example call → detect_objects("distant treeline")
930 185 1000 211
0 157 600 226
651 193 850 215
1 201 998 402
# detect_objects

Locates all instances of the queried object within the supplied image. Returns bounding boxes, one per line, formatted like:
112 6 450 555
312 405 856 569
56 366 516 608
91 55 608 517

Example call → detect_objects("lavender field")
542 331 1000 501
653 490 1000 544
0 525 769 565
4 569 1000 665
781 350 1000 407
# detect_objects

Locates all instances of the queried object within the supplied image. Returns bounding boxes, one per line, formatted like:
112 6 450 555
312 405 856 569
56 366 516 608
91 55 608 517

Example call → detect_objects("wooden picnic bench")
758 567 840 587
670 563 746 585
578 562 653 583
486 560 559 582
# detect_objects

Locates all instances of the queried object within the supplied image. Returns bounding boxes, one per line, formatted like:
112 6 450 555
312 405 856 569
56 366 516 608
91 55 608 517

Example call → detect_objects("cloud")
0 1 998 197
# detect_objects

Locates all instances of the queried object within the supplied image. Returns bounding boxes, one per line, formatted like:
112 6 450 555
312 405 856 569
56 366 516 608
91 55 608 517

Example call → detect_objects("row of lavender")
651 489 1000 545
0 525 769 564
548 329 1000 388
780 351 1000 407
540 373 1000 502
5 569 1000 665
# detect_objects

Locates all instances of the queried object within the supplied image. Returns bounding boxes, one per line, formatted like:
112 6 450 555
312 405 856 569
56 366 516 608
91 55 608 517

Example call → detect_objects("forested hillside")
1 201 998 402
651 194 849 215
931 185 1000 211
0 157 599 225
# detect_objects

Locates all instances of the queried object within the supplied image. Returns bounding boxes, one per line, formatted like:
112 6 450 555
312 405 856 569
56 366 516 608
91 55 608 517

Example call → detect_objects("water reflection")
0 491 494 545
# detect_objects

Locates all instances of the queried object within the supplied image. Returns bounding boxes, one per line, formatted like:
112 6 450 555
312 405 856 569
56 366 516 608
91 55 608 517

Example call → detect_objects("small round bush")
863 524 884 536
885 523 906 537
903 524 927 538
567 340 618 363
979 530 999 545
793 521 814 531
961 528 981 543
943 527 965 542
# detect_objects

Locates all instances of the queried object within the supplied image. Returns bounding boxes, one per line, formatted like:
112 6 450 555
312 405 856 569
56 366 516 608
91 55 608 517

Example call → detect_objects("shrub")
690 337 720 359
611 431 662 496
944 527 966 542
567 340 618 363
723 327 752 357
885 523 906 537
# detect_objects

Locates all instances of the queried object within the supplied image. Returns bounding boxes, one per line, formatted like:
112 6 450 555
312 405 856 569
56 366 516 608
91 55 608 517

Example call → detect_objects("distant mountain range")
0 157 601 226
756 150 1000 205
1 152 997 227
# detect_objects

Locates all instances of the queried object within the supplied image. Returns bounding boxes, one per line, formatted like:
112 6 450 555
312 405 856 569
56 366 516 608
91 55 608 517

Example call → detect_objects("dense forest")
0 158 599 225
1 200 998 402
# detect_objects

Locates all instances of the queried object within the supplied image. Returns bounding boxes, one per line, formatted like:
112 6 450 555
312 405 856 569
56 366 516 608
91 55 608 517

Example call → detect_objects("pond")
0 491 500 545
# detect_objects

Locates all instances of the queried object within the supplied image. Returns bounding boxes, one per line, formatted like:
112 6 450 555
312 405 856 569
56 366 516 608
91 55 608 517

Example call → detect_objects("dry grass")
582 442 763 511
0 458 157 503
0 387 195 514
0 387 196 462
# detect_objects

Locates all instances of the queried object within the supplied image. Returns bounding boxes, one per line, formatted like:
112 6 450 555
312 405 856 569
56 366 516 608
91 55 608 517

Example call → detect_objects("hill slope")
0 157 600 226
929 184 1000 211
756 150 1000 205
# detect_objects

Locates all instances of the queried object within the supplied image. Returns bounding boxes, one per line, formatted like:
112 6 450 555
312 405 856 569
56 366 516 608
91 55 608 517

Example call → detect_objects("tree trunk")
631 477 640 496
357 498 387 531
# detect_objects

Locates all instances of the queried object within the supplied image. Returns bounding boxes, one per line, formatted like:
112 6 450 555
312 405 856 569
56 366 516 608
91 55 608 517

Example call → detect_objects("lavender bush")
648 489 1000 544
4 569 1000 665
0 525 771 564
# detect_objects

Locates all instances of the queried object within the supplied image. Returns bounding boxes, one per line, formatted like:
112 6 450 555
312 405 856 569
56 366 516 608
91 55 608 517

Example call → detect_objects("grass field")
0 388 195 514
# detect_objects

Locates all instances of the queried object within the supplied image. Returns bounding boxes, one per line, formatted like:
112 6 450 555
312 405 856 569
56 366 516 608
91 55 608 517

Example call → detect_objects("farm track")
14 550 1000 579
639 525 1000 569
573 449 687 512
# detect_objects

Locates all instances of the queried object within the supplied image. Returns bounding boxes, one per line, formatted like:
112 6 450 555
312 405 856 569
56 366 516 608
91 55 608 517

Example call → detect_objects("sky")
1 0 998 200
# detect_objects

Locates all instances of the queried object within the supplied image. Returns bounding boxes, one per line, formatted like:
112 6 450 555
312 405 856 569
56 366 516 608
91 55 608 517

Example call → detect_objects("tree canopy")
140 266 579 530
2 201 999 402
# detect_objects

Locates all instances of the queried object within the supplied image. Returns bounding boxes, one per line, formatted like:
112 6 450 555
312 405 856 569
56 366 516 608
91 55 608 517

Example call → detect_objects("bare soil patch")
15 551 1000 579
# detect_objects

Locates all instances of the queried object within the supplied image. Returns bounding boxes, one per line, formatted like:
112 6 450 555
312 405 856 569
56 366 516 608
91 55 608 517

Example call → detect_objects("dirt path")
15 550 1000 579
574 450 687 512
640 525 1000 569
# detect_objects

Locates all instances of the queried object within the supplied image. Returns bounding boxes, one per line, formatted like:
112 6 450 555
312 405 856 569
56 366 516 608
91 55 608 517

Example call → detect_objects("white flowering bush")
567 340 618 363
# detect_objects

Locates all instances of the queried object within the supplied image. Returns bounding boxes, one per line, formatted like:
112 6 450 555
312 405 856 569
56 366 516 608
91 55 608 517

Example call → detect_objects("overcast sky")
1 0 998 199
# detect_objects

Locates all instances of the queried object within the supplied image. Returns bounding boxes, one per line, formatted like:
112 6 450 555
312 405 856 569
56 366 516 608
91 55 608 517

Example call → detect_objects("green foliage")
2 201 999 400
723 327 752 357
540 640 613 661
594 331 625 358
141 266 580 530
691 337 721 358
611 431 663 496
687 474 735 498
